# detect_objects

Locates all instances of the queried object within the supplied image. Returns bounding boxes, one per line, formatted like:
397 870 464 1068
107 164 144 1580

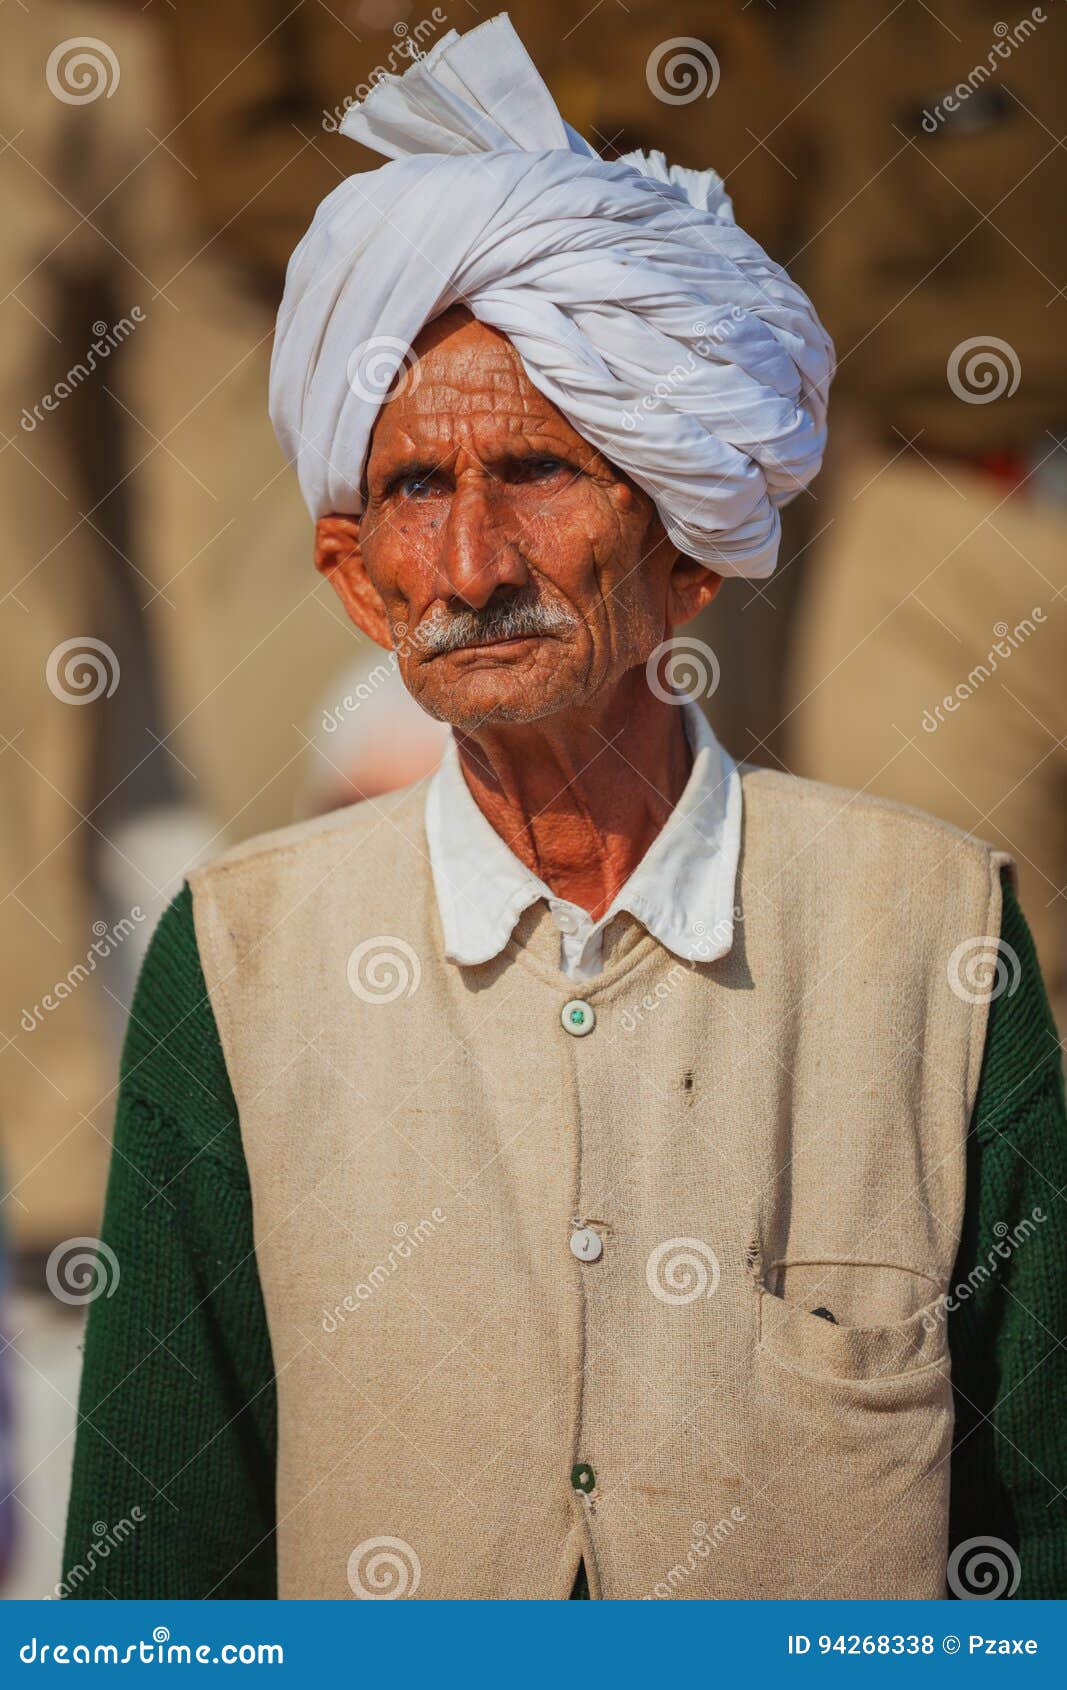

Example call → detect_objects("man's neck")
453 672 693 920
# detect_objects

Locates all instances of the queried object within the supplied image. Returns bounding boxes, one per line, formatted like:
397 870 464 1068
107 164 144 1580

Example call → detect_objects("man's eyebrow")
371 440 585 493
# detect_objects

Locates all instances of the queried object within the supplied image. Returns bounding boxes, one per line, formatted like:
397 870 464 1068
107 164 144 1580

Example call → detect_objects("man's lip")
429 632 545 659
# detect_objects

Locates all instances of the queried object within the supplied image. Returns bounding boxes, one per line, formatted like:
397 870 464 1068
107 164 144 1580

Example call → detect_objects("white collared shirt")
424 700 742 981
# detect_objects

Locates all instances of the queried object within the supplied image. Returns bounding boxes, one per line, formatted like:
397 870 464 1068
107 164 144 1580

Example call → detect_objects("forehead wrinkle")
374 395 582 470
393 360 559 423
371 326 616 482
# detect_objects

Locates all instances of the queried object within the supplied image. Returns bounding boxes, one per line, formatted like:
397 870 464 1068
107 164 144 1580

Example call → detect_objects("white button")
561 999 595 1036
554 907 580 935
570 1227 603 1262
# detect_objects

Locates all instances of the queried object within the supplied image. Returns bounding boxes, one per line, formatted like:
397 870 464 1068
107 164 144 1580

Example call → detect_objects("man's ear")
668 553 724 626
314 514 393 650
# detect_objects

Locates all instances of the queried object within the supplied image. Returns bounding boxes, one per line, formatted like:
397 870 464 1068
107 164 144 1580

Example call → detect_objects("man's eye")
396 473 437 499
517 457 568 483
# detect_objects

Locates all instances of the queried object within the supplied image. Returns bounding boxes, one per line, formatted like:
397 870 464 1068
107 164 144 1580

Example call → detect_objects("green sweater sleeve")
62 884 276 1598
948 871 1067 1599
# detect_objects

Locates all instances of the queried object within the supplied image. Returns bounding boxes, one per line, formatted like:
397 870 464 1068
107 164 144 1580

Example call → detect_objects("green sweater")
63 874 1067 1599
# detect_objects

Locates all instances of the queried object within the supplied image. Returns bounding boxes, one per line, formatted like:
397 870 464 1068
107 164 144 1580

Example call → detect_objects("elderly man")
64 17 1065 1601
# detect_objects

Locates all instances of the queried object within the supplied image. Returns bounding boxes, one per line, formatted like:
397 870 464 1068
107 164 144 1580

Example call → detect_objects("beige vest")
189 767 1009 1600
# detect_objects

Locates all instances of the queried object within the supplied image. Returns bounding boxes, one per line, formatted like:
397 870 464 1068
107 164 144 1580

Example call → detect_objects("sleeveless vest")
188 767 1009 1599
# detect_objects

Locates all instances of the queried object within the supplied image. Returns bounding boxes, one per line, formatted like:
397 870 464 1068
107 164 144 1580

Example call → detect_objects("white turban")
269 13 834 578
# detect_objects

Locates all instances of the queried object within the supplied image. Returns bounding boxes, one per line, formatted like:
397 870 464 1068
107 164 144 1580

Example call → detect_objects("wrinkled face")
316 308 719 730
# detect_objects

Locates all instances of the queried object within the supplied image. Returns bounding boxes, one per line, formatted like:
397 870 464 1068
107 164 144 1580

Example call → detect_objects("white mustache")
412 594 578 656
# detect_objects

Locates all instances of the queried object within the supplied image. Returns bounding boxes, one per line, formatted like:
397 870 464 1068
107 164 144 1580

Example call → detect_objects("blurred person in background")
784 0 1067 1036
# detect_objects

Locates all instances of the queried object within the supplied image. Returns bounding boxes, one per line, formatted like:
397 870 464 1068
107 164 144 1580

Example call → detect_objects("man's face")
316 309 718 730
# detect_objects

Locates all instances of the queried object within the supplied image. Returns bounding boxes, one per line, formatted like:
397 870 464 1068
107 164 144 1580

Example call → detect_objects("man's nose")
435 480 528 609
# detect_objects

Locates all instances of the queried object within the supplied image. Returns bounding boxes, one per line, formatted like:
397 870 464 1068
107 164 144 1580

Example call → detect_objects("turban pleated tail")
269 13 835 579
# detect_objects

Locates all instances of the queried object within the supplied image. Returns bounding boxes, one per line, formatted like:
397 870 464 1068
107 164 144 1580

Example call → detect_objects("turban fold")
269 13 834 578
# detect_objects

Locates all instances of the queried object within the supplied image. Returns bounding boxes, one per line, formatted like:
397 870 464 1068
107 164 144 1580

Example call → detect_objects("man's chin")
407 662 585 731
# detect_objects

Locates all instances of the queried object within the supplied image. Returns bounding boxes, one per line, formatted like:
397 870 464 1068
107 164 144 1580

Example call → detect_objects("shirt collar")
424 698 742 971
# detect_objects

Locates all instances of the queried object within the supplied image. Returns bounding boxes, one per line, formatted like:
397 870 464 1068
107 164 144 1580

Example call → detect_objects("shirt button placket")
562 998 600 1543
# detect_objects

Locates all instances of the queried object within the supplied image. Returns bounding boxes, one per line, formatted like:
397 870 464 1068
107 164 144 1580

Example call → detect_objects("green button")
571 1462 596 1494
561 999 595 1037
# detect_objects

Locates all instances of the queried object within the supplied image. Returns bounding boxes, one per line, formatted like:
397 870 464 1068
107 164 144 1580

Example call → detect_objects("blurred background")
1 0 1064 1595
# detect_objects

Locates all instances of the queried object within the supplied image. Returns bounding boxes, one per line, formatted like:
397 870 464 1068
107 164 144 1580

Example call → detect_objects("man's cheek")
518 495 613 572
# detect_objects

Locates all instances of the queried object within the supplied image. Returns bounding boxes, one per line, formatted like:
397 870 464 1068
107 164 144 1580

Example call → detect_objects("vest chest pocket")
757 1259 948 1382
750 1258 954 1598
